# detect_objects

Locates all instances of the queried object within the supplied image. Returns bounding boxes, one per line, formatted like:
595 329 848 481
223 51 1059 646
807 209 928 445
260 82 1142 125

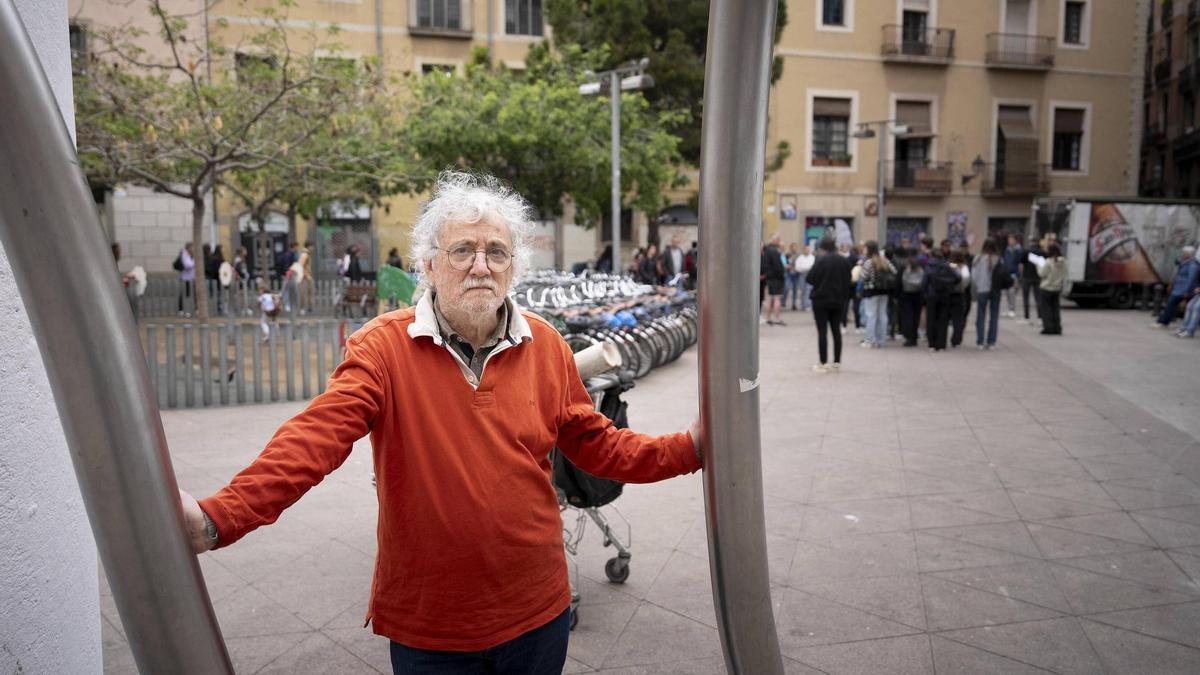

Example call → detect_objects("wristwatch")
202 511 219 547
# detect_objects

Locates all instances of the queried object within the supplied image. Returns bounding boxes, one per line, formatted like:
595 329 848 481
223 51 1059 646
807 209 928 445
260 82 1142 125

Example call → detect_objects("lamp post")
853 120 909 244
579 59 654 276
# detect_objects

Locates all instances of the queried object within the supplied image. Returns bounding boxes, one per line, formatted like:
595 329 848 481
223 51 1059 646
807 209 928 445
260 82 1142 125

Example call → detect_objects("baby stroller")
552 370 635 631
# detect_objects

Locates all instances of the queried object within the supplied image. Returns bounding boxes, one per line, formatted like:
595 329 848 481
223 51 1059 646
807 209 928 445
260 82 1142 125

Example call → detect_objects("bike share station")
0 0 783 671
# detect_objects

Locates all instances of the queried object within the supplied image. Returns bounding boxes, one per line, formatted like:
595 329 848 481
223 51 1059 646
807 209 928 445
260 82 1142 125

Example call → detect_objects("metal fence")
142 319 350 409
132 274 381 320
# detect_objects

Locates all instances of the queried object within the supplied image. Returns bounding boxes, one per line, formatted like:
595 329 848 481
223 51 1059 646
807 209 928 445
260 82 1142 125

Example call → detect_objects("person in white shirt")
258 282 281 342
793 244 815 311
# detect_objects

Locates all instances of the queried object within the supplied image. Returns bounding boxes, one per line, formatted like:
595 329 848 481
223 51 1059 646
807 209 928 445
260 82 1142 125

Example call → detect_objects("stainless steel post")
697 0 784 672
611 70 622 274
0 2 233 672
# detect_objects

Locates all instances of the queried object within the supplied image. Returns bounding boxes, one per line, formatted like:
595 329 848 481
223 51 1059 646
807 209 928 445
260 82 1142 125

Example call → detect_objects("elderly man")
179 172 701 674
1155 245 1199 328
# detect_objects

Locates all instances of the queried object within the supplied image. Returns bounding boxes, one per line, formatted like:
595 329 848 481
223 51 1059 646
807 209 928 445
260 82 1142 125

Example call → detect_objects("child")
258 282 281 343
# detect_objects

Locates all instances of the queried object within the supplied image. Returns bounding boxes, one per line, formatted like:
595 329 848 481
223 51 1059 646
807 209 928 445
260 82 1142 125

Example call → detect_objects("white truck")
1032 197 1200 309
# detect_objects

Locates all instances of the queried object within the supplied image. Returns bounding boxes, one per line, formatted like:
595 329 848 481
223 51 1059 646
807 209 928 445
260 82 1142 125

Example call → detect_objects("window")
69 23 86 63
822 0 846 27
1063 1 1086 45
812 97 851 165
1185 94 1197 131
234 52 277 84
421 63 456 75
416 0 462 30
1051 107 1085 171
506 0 544 36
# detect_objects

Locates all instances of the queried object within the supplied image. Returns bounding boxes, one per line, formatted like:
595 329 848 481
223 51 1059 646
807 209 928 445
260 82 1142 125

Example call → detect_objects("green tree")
74 0 389 320
546 0 789 167
398 46 683 227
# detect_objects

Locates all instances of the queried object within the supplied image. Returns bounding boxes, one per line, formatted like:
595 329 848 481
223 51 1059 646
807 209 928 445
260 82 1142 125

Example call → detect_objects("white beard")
440 278 505 317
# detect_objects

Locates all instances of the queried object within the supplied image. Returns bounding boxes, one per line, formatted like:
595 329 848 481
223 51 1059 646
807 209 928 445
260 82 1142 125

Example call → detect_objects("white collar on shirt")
407 290 534 347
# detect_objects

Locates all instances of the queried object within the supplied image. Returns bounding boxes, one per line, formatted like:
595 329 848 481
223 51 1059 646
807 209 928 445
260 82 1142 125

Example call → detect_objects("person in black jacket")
805 237 853 372
922 249 955 352
761 234 787 325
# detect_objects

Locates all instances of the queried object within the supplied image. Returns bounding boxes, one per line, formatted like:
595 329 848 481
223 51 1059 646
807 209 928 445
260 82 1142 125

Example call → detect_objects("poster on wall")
780 195 798 220
886 219 928 248
804 216 856 247
947 211 968 246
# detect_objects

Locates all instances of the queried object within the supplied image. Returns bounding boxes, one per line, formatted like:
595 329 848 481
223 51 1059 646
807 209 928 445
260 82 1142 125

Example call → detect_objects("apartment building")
70 0 553 275
765 0 1148 249
1141 0 1200 198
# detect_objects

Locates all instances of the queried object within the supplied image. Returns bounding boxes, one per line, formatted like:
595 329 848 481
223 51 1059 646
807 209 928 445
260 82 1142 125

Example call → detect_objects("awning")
998 106 1037 140
813 97 851 118
1054 108 1085 134
896 100 934 138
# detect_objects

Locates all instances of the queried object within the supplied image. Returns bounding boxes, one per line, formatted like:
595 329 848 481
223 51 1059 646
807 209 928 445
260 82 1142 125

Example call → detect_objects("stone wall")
110 186 211 274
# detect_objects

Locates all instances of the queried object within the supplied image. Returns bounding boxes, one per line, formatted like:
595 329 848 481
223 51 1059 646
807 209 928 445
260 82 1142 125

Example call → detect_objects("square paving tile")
789 634 934 675
929 635 1047 674
1053 549 1200 596
927 560 1073 614
774 587 922 652
1129 512 1200 548
790 531 918 583
1025 521 1153 559
920 576 1062 631
1087 600 1200 650
792 574 927 631
914 532 1033 573
936 617 1103 675
1081 619 1200 674
1048 563 1196 614
600 604 724 669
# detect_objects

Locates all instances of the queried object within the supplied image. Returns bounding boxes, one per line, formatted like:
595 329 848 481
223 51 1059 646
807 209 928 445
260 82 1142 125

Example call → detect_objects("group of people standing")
628 234 698 289
762 232 1068 373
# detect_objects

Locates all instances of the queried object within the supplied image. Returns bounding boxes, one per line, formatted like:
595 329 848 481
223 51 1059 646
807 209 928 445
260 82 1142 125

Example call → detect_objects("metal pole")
697 0 784 673
0 2 233 673
611 70 622 275
878 122 887 244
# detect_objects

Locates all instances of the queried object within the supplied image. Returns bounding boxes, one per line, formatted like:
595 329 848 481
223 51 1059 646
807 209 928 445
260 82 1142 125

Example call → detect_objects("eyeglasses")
437 244 513 272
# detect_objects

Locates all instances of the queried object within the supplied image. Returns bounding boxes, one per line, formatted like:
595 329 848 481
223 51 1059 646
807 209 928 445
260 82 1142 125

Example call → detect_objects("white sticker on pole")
738 375 760 392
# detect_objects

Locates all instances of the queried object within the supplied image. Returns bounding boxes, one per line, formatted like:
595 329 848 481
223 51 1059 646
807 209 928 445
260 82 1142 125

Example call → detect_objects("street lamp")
579 59 654 276
853 120 909 243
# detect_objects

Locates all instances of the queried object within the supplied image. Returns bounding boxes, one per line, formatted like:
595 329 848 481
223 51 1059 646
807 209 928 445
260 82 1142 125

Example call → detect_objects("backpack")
991 256 1014 291
172 252 184 272
902 264 924 293
874 263 897 292
929 262 959 297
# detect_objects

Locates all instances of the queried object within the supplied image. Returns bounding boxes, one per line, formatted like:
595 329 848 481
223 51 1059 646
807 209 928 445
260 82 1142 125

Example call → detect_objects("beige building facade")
764 0 1149 249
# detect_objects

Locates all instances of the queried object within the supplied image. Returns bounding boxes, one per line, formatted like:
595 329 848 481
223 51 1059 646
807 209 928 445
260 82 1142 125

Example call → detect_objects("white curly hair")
409 171 535 288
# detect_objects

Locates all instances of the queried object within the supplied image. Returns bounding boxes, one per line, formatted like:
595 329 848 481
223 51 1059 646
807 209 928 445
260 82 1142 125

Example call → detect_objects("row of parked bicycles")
513 271 698 380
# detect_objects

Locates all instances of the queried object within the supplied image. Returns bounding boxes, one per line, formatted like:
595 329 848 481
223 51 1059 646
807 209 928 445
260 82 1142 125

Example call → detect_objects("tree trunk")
192 198 210 322
287 202 298 245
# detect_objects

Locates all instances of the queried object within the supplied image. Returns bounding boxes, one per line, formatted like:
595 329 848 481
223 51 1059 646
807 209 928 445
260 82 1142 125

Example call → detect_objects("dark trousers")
899 292 922 345
975 290 1001 346
1158 293 1187 325
814 305 843 364
888 292 899 337
390 609 570 674
927 296 950 350
1021 276 1040 320
1042 291 1063 334
178 280 193 314
852 295 863 328
948 293 966 347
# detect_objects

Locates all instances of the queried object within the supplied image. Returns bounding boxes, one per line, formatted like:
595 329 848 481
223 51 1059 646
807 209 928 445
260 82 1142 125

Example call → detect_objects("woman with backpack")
971 239 1008 349
922 249 957 352
898 256 925 347
948 251 971 348
859 241 897 348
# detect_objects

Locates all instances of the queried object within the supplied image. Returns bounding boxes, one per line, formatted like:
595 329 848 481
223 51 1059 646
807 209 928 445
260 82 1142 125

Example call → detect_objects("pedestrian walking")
848 244 864 333
922 249 956 352
972 239 1004 349
859 240 896 348
257 280 281 342
387 247 405 269
806 237 852 372
177 172 701 674
638 242 662 285
174 242 195 316
761 234 787 325
793 244 814 310
1153 245 1199 329
1038 243 1067 335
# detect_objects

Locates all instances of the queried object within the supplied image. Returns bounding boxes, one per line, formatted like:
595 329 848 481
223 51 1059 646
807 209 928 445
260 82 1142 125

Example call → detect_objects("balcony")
1165 0 1176 28
985 33 1055 70
1181 62 1197 91
886 160 954 195
881 25 956 64
1156 58 1174 85
1174 127 1200 159
1147 122 1169 146
981 163 1050 197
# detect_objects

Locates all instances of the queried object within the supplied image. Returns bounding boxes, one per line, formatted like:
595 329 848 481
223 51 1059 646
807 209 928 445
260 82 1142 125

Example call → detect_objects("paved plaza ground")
102 308 1200 674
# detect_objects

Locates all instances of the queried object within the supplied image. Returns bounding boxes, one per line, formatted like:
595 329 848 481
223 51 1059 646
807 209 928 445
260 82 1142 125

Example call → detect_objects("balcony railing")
881 25 956 63
981 163 1050 196
1155 58 1174 84
985 33 1055 70
886 160 954 194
